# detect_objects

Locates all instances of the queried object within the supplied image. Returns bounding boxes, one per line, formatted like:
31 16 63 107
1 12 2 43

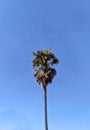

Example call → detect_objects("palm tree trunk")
44 87 48 130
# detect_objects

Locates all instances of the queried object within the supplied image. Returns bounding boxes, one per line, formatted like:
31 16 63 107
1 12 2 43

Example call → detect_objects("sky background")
0 0 90 130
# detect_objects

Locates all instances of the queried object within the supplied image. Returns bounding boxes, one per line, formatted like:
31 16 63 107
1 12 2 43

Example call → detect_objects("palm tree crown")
32 49 59 89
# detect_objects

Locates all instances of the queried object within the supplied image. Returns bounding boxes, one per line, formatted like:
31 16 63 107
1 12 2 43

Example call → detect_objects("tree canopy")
32 49 59 89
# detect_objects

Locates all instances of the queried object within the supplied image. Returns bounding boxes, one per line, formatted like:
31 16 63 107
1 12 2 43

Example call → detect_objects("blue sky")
0 0 90 130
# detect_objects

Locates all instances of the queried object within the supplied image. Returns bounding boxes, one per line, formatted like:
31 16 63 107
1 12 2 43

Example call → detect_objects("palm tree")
32 49 59 130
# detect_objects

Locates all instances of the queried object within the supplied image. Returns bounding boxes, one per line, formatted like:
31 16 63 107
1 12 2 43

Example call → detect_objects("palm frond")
32 49 59 88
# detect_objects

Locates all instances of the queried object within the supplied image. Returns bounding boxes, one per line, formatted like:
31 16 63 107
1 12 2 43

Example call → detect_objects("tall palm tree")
32 49 59 130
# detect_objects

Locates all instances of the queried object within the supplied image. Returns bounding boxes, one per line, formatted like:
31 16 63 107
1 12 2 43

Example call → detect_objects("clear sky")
0 0 90 130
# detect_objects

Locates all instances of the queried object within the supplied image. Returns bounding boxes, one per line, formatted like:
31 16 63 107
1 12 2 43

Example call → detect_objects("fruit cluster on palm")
32 49 59 130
